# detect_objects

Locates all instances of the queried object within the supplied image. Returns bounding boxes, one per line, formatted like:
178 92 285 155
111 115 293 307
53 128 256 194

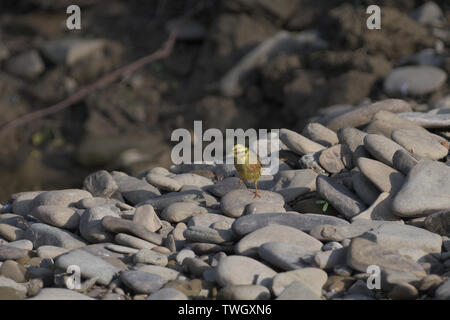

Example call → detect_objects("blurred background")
0 0 448 201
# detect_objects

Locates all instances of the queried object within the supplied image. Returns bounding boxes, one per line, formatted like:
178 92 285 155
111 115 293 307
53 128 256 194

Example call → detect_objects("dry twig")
0 26 179 138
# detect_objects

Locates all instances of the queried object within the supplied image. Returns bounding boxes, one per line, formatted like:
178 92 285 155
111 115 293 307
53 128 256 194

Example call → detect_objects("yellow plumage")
233 144 262 198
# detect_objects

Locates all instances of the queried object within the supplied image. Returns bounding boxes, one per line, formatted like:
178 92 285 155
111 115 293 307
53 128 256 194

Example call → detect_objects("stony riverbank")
0 97 449 300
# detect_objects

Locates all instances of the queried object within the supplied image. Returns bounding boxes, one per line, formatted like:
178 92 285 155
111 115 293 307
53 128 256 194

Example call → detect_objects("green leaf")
323 202 329 212
315 200 325 204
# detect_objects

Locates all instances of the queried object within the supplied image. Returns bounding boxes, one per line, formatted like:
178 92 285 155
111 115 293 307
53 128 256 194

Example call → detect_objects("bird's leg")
252 180 261 198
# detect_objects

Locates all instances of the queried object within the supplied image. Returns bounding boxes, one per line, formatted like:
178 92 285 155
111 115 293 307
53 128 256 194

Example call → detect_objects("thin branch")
0 27 179 138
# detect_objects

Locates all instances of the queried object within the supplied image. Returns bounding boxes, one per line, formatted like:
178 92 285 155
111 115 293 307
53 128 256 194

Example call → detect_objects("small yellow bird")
233 144 262 198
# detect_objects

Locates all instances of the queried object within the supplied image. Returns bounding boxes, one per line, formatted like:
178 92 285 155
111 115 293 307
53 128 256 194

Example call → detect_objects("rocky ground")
0 97 449 300
0 0 449 201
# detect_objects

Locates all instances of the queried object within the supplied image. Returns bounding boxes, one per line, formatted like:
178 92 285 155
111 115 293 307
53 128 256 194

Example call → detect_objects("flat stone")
140 190 204 211
208 177 247 197
171 173 214 189
183 257 210 277
217 285 270 300
6 240 33 251
0 224 25 241
220 190 284 218
113 175 161 205
31 189 92 210
105 244 139 254
276 281 321 300
145 173 182 192
235 225 323 256
388 282 419 300
366 110 427 138
79 206 119 243
392 160 450 217
279 128 326 155
347 237 427 278
83 170 118 198
136 265 184 282
337 127 370 167
392 129 448 160
351 171 380 205
12 191 44 216
28 288 93 300
188 213 235 228
271 169 318 202
302 122 339 147
398 112 450 129
383 66 446 96
133 204 161 232
358 157 405 194
81 243 125 259
318 145 352 173
114 233 156 250
31 205 80 230
134 249 168 266
24 223 87 249
0 276 27 299
102 216 163 245
232 212 349 236
55 249 121 285
424 210 450 236
184 226 235 244
362 222 442 254
121 271 165 294
364 134 407 167
0 260 27 283
257 242 313 271
326 99 412 131
310 220 392 242
186 243 234 255
215 255 277 288
392 149 419 175
75 197 121 210
37 246 70 259
162 279 204 297
161 202 208 223
272 268 327 297
316 175 367 219
245 202 286 214
147 288 188 300
352 192 403 222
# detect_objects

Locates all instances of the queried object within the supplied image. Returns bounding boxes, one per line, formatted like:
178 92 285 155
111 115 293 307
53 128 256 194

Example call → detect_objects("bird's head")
233 144 250 164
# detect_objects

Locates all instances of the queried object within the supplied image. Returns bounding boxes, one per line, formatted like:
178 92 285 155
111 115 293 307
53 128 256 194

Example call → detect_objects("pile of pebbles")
0 98 449 300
